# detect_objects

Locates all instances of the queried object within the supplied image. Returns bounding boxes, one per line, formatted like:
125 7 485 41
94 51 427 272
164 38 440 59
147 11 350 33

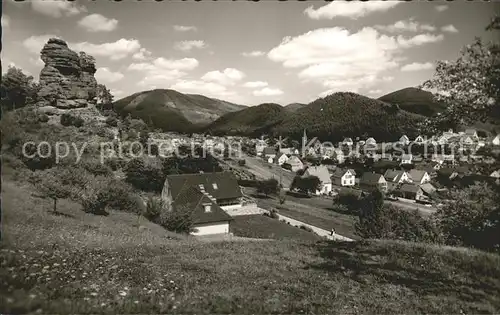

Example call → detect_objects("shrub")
299 225 314 233
38 114 49 123
105 116 118 127
105 157 128 171
238 159 246 166
103 179 143 213
79 176 109 215
73 116 84 128
144 196 165 221
60 113 74 126
81 159 113 177
124 157 165 192
157 204 194 234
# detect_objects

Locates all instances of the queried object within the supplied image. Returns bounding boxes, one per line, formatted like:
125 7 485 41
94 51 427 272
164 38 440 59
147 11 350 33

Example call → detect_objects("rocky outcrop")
37 38 97 109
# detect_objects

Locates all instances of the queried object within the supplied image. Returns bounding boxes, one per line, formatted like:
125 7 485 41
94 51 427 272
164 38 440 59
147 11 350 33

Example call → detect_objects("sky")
2 0 499 106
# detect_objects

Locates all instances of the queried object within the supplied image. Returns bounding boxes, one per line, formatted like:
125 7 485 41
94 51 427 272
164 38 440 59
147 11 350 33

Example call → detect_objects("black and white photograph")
1 0 500 313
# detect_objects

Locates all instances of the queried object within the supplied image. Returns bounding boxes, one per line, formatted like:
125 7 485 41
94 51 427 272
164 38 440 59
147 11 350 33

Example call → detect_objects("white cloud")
305 1 401 20
174 40 206 52
374 19 436 33
435 5 448 12
78 14 118 32
201 68 245 86
31 0 86 18
70 39 142 60
23 35 145 61
138 71 186 87
242 81 268 88
253 87 284 97
268 27 443 94
132 48 152 61
396 33 444 48
400 62 434 72
29 57 44 67
173 25 197 32
368 89 382 95
128 57 199 89
241 51 265 57
23 34 60 54
2 15 9 28
441 25 458 33
170 79 245 103
95 67 124 83
110 89 124 98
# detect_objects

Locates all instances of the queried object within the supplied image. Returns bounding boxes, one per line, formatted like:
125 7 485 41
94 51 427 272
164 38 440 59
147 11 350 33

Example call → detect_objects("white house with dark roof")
161 172 243 235
275 152 289 165
414 135 425 144
399 135 410 145
287 155 304 172
342 138 354 146
331 168 356 187
303 165 332 195
384 169 412 184
409 169 431 185
400 154 413 165
492 134 500 146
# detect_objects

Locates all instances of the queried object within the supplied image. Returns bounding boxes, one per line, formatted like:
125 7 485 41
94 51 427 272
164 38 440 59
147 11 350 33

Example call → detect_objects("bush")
124 157 165 192
78 175 109 215
38 114 49 123
103 180 143 213
144 196 165 221
73 116 84 127
299 225 314 232
81 159 113 176
105 157 128 171
238 159 246 166
157 204 194 234
60 113 73 126
105 116 118 127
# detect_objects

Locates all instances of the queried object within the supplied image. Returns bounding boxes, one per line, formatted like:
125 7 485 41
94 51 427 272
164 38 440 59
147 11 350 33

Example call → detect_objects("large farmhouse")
161 172 243 236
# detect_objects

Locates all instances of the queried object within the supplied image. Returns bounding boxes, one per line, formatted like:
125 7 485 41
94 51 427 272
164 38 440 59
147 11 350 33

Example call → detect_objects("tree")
290 175 321 196
124 157 165 192
355 189 441 242
34 168 73 214
96 84 114 110
420 16 500 134
257 178 279 197
435 182 500 252
1 66 39 112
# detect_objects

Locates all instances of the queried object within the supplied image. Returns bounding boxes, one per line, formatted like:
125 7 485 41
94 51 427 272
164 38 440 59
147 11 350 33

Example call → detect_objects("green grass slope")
378 87 448 117
276 92 423 142
112 89 246 132
205 103 287 137
2 177 500 314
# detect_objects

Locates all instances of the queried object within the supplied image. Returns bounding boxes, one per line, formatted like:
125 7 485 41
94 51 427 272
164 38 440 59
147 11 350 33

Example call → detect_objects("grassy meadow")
2 176 500 314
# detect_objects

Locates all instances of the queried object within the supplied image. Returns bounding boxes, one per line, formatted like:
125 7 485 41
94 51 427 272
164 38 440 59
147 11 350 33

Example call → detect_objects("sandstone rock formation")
37 38 98 109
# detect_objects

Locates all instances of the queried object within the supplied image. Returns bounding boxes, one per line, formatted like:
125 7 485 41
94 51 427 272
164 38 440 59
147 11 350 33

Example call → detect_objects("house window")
212 183 218 189
204 204 211 212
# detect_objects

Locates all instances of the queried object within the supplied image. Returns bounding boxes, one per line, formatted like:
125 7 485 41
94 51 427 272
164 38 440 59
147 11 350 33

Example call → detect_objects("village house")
409 169 431 184
331 168 356 187
414 135 425 145
342 138 354 146
399 135 410 146
161 172 243 236
333 148 346 164
274 152 289 166
365 137 377 147
465 129 479 140
287 155 304 172
384 169 412 184
359 172 388 193
398 183 424 201
400 154 413 165
303 165 333 195
280 147 299 156
492 134 500 146
255 140 267 156
263 147 277 161
490 170 500 179
420 183 437 198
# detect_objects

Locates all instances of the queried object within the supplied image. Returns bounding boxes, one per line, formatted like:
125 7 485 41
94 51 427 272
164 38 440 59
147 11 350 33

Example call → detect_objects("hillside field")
2 176 500 314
